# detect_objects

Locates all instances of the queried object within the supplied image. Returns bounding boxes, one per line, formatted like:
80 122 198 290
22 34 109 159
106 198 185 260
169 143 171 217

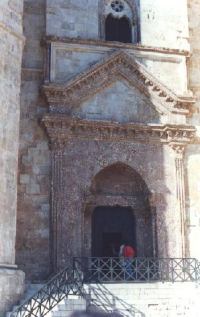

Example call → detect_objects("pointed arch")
105 14 132 43
90 162 150 198
99 0 140 43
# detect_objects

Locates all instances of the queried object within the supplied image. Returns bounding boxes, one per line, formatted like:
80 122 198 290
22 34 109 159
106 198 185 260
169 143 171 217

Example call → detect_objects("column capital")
50 137 68 151
170 143 185 159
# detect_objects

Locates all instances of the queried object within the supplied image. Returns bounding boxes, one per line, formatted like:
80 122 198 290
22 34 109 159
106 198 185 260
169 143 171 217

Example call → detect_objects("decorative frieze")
43 114 196 145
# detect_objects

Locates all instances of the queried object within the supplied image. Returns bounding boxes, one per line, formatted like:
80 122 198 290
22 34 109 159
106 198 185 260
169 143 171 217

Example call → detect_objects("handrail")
10 264 84 317
9 257 200 317
73 257 200 283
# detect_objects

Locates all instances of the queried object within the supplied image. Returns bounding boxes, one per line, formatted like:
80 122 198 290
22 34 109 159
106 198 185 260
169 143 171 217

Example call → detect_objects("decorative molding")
44 36 190 57
170 143 185 159
42 114 196 145
43 51 195 116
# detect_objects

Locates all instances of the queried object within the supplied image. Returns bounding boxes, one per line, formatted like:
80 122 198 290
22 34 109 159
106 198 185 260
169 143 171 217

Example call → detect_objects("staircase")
7 284 86 317
6 258 200 317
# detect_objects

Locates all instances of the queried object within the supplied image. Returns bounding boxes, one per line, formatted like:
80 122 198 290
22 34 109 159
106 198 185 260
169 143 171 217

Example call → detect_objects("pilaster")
171 144 187 257
50 139 66 272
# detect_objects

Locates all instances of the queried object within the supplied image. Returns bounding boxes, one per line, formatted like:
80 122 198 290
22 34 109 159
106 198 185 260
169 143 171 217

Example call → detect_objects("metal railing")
73 257 200 283
9 257 200 317
10 264 84 317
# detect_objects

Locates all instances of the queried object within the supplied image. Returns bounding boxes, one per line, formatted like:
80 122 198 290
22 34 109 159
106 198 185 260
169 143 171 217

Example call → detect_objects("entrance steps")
6 283 86 317
85 283 200 316
7 282 200 317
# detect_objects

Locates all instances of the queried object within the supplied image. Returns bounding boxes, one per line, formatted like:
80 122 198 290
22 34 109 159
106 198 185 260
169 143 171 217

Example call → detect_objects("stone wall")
0 0 25 314
0 267 24 317
0 0 24 266
46 0 189 50
16 0 51 280
187 0 200 260
15 0 198 281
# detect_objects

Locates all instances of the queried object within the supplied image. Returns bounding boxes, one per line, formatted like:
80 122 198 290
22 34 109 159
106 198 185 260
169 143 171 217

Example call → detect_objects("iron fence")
73 257 200 283
10 265 84 317
9 257 200 317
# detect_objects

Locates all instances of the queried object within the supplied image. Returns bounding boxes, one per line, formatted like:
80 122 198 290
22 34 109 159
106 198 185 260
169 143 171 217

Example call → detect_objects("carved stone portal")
42 48 196 272
43 114 195 271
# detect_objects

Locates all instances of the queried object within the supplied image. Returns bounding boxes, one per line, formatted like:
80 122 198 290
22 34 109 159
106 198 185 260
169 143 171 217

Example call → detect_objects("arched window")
99 0 139 44
105 14 132 43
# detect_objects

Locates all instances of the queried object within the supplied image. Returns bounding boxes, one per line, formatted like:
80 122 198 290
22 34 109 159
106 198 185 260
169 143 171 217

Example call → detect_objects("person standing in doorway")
119 242 136 280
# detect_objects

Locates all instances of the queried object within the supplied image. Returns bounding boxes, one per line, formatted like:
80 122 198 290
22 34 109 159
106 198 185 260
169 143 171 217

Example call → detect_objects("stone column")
171 144 187 258
0 1 25 314
50 139 66 272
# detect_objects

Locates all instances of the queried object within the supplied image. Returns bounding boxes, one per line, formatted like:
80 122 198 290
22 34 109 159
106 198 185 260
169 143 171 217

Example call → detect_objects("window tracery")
99 0 139 44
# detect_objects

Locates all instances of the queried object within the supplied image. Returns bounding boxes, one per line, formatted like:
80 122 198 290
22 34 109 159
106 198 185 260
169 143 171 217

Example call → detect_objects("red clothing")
123 245 136 258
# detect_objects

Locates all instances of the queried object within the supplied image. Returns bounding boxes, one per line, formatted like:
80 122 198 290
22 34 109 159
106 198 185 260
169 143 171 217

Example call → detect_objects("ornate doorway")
92 206 136 257
84 162 155 258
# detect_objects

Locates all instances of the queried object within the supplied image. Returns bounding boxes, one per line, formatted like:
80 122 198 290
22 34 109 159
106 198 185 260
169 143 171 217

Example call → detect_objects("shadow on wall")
72 283 145 317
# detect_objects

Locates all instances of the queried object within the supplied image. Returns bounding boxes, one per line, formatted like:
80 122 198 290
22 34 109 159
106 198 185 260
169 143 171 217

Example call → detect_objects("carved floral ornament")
42 114 196 150
43 51 195 116
100 0 137 24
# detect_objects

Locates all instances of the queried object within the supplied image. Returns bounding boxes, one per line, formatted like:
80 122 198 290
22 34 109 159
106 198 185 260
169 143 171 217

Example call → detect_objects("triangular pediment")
72 79 160 123
43 50 195 116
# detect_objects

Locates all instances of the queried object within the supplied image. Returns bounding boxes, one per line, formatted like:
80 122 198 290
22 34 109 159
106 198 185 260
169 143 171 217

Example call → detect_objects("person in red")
119 242 136 280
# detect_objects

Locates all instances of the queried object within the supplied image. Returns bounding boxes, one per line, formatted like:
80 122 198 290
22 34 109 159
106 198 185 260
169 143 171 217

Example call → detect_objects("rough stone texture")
15 0 51 281
0 0 24 265
0 268 25 317
0 0 25 314
0 1 195 316
50 140 183 268
187 0 200 261
15 0 197 281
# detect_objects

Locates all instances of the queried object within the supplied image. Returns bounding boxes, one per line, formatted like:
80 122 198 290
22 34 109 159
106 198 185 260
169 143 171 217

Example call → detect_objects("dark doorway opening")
92 206 136 257
105 14 132 43
102 232 122 257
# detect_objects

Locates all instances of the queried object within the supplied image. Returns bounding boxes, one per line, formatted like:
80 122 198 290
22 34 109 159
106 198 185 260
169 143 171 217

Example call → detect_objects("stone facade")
16 0 50 280
0 0 25 315
0 0 200 316
14 0 200 281
0 0 200 315
186 0 200 261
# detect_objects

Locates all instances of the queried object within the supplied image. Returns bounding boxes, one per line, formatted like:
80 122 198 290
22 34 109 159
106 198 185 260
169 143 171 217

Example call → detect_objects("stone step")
7 282 200 317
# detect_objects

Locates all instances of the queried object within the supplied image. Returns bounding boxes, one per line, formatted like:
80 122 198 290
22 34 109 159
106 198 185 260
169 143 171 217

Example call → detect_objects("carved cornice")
43 51 195 116
44 36 190 56
42 114 196 146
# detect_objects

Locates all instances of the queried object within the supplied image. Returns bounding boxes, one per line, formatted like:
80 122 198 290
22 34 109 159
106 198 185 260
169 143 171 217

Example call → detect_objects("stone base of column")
0 265 25 316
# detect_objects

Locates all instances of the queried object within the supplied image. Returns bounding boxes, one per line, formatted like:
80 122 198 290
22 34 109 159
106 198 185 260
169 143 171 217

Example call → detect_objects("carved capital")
170 143 185 159
50 138 68 151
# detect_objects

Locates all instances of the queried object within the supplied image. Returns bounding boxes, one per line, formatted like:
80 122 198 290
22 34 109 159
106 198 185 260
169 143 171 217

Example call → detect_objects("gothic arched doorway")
84 163 156 258
92 206 136 257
